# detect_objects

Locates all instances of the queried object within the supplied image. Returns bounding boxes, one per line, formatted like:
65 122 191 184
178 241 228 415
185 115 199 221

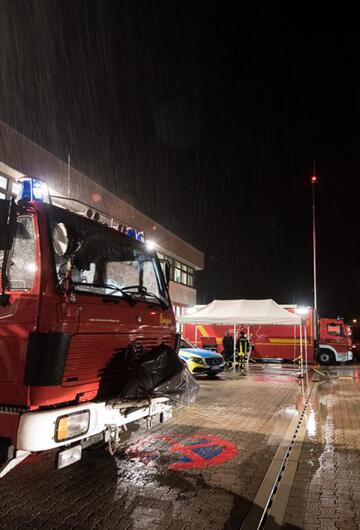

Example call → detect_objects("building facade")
0 120 204 315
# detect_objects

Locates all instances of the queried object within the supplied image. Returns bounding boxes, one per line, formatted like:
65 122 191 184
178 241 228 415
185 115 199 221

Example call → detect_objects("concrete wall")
169 281 197 306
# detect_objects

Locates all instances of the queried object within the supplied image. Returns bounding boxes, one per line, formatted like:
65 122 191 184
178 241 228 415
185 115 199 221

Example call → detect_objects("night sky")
0 2 359 319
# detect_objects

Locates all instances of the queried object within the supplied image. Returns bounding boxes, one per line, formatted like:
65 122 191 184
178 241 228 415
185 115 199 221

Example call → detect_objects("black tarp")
122 343 199 405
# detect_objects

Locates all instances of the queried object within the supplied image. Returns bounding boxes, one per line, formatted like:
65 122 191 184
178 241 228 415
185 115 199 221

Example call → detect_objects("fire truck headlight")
57 445 82 470
55 410 90 442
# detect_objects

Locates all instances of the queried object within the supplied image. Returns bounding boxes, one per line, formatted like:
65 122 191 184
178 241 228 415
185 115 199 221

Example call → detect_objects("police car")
179 338 225 377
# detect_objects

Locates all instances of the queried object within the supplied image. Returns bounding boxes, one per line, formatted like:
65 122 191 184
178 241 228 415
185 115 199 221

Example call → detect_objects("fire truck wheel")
318 349 335 365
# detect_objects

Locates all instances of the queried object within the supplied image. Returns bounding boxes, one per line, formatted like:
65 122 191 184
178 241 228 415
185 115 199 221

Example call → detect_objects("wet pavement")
284 365 360 530
0 364 359 529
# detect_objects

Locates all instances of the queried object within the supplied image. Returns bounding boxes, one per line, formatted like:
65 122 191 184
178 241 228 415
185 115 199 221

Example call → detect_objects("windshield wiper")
121 285 146 293
121 285 168 310
144 292 169 310
72 282 136 306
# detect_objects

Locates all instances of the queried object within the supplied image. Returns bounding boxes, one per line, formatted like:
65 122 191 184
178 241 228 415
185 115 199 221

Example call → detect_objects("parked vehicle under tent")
177 299 308 376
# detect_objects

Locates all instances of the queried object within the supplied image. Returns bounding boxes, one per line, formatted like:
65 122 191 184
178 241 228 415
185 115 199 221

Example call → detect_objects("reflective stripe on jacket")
238 337 249 354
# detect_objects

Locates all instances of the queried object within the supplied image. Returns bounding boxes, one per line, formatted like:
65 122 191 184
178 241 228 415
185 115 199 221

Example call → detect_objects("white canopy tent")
177 299 307 375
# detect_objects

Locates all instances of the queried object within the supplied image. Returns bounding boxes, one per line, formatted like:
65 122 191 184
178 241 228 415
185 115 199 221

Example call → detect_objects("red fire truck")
0 178 182 477
182 305 352 365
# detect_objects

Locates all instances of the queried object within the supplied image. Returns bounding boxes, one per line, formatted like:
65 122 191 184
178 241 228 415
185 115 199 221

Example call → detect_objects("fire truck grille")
0 404 29 413
62 334 172 387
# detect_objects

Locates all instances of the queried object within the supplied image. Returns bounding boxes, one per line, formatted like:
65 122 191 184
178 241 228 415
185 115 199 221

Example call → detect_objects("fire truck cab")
0 178 177 476
317 318 352 364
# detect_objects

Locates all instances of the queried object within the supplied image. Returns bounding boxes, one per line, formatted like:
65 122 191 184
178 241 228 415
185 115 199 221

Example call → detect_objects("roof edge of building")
0 120 204 269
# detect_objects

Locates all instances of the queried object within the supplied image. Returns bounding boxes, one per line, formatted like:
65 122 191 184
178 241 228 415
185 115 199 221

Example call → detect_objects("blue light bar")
125 227 137 239
124 227 145 242
137 231 145 242
17 177 50 203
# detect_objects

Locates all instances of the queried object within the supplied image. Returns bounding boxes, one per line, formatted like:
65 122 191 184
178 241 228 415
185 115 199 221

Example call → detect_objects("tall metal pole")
233 323 236 375
299 322 304 377
311 162 318 342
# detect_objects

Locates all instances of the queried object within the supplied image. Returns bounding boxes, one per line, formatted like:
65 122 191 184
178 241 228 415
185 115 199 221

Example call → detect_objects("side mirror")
0 198 16 251
52 223 82 258
164 260 171 287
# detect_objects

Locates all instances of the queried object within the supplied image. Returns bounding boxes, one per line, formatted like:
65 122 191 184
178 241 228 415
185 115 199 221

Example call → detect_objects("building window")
157 252 195 288
174 266 182 283
187 273 194 287
0 174 8 198
12 181 21 196
174 261 181 281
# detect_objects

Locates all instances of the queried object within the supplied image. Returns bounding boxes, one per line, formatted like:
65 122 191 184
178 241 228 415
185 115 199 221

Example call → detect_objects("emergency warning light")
125 227 144 242
17 177 50 203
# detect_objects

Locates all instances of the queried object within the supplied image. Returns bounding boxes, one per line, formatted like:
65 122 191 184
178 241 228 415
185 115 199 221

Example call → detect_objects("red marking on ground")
124 434 237 470
157 434 237 470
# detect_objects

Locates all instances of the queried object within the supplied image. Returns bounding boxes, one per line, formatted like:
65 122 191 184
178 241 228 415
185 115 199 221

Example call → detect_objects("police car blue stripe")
179 348 223 359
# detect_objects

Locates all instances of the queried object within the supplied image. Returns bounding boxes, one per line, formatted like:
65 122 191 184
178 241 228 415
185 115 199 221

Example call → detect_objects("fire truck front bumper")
16 397 171 453
335 350 353 362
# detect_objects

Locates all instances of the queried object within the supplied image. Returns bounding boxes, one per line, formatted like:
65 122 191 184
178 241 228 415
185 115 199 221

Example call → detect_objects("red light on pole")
311 175 317 183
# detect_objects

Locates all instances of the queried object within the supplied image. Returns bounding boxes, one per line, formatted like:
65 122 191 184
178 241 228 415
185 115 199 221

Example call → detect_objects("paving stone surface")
0 366 302 530
284 365 360 530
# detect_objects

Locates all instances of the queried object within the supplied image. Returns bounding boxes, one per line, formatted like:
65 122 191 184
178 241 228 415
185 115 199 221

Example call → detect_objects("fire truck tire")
318 349 335 365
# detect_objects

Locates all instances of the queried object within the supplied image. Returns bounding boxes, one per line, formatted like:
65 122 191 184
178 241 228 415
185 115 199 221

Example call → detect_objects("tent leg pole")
304 323 308 373
247 325 251 371
233 323 236 375
299 323 304 378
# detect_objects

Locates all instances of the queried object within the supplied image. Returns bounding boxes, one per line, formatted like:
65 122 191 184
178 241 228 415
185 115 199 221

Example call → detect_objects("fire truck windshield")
48 206 169 307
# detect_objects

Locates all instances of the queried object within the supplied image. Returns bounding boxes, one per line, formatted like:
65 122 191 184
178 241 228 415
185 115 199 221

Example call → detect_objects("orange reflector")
56 417 68 441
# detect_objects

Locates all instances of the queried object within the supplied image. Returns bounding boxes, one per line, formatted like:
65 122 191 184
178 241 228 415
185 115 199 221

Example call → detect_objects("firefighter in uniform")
222 331 234 368
236 331 250 375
